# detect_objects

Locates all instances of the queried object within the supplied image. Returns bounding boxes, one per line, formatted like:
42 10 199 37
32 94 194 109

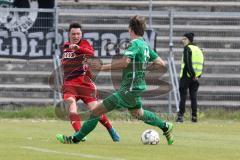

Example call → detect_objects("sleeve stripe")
124 51 133 55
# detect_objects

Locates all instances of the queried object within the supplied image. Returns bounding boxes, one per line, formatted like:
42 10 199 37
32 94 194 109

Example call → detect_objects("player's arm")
100 41 137 71
101 56 131 71
91 56 130 71
184 47 195 78
91 41 136 71
147 57 166 71
78 41 94 57
147 48 166 72
70 40 94 57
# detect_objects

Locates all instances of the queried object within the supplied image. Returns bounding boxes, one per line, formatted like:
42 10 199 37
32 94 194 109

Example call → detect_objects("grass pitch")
0 119 239 160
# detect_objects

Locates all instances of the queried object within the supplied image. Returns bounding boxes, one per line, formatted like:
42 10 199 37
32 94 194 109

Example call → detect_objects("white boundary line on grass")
20 146 126 160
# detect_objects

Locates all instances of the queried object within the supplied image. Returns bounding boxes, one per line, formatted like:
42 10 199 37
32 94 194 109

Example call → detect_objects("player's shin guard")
73 115 100 142
141 110 166 129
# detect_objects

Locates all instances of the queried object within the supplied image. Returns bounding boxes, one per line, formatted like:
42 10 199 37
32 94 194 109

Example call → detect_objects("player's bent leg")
72 115 100 142
87 101 120 142
56 97 116 144
70 102 109 143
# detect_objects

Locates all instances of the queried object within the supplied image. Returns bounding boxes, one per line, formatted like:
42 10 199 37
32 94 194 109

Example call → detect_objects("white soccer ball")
141 129 160 145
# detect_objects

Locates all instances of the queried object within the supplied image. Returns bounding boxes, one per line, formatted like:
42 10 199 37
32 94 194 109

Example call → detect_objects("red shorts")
62 75 97 104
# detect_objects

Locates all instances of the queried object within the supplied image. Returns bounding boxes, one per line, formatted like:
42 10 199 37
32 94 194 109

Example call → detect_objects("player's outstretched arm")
92 56 131 71
147 57 167 73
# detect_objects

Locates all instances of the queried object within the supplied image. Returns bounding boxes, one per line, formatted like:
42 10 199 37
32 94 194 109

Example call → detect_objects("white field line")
20 146 126 160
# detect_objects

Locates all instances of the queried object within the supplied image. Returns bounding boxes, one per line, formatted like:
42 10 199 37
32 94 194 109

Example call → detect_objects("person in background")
176 32 204 123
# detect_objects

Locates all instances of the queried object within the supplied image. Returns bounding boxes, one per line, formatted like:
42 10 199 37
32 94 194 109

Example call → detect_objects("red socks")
69 113 112 131
99 114 112 130
69 113 81 132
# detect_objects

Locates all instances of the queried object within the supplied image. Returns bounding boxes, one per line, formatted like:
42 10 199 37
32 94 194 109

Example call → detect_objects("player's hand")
69 44 80 50
193 77 198 81
90 58 103 71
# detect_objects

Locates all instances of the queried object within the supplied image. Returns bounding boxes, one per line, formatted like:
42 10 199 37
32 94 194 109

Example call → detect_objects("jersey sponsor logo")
62 51 76 59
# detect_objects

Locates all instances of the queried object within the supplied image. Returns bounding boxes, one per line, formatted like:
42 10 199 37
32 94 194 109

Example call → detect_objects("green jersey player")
56 15 174 145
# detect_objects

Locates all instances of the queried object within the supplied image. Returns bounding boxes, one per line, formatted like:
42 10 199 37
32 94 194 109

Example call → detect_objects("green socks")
73 114 100 142
141 110 166 129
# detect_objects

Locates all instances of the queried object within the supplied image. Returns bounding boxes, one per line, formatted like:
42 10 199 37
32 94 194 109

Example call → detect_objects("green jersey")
121 37 159 92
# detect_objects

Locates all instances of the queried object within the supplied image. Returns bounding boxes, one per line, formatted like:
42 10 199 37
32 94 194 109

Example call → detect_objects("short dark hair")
129 15 146 36
183 32 195 43
68 22 82 32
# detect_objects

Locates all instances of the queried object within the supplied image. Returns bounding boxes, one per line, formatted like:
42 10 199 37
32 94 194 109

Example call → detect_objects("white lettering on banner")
45 32 63 56
84 32 99 57
0 30 156 58
101 33 117 56
29 32 44 57
119 32 129 54
0 31 9 55
0 0 56 58
0 31 60 58
45 32 55 56
12 31 27 56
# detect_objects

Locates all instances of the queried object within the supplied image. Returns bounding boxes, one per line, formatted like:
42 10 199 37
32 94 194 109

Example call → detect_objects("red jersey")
61 39 94 80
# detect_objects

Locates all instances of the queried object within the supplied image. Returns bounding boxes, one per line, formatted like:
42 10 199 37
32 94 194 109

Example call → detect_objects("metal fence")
55 8 240 112
169 11 240 111
0 5 240 112
0 7 56 109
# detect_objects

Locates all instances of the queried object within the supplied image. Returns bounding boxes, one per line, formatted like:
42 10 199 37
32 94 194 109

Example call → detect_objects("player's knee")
91 102 108 117
129 109 143 119
65 97 76 104
65 97 77 113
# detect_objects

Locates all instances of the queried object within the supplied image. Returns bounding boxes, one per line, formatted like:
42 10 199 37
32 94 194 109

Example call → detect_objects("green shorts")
103 90 143 111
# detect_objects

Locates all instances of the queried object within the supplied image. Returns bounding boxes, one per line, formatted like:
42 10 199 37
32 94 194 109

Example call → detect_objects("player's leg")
62 79 83 132
56 94 118 144
176 78 188 122
87 101 120 142
82 76 120 141
71 95 118 142
56 101 109 144
65 96 81 132
66 75 94 133
189 80 199 122
128 107 174 145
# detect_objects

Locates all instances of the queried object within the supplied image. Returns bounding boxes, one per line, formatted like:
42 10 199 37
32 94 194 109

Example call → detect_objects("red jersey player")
61 23 120 142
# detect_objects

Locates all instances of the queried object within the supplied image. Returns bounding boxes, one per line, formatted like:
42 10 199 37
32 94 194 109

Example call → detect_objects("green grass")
1 106 240 121
0 119 240 160
0 107 56 119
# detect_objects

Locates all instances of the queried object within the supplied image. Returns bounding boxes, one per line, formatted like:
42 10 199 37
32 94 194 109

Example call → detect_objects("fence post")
53 5 62 106
148 0 153 29
168 9 180 114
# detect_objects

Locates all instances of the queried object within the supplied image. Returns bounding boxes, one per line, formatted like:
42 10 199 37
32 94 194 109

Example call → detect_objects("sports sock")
99 114 112 129
73 114 100 141
69 113 81 132
140 110 166 130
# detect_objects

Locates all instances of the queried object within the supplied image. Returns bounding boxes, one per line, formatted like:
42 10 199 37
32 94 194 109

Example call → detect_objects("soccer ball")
141 129 160 145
